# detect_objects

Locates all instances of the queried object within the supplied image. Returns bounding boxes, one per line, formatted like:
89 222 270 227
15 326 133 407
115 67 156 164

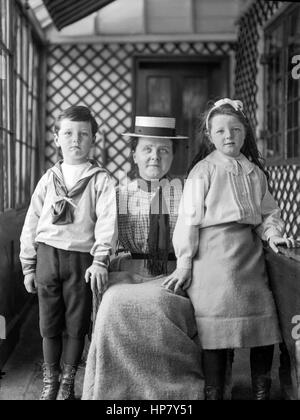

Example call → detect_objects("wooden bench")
264 246 300 400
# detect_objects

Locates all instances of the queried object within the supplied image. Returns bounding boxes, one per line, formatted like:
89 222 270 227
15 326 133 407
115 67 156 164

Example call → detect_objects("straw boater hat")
122 116 188 139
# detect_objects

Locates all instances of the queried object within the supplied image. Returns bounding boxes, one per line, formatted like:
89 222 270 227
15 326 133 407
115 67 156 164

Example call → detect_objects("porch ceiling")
42 0 116 30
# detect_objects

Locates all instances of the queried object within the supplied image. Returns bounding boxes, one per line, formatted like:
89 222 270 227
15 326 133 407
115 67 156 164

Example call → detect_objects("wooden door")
135 58 229 175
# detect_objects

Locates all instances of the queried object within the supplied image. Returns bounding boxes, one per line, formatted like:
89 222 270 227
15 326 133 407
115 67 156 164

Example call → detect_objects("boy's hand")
85 264 108 295
268 235 298 254
24 273 37 294
162 268 192 294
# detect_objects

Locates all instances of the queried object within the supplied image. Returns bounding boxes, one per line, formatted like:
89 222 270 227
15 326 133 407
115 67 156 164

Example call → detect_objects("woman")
82 116 203 400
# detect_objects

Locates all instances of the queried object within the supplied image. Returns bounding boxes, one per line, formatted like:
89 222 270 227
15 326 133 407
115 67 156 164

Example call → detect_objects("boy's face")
54 118 94 164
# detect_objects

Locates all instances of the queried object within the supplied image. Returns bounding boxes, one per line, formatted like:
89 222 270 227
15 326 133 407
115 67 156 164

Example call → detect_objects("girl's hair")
53 105 98 137
188 102 269 178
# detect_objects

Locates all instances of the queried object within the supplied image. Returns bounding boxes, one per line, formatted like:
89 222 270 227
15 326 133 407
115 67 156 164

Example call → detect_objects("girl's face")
208 114 246 158
54 118 94 164
133 137 174 181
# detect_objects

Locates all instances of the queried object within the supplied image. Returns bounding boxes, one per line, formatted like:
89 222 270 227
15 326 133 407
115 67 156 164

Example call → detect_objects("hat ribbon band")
135 126 176 137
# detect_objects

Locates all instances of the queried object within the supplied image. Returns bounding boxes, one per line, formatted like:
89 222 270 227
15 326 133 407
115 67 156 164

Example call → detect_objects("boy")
20 106 117 400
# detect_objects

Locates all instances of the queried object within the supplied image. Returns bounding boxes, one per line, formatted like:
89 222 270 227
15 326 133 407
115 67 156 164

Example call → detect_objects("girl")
163 98 296 400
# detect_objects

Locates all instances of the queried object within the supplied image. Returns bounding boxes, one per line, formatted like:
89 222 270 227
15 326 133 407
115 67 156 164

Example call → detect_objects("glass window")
265 4 300 164
147 76 172 116
0 0 42 212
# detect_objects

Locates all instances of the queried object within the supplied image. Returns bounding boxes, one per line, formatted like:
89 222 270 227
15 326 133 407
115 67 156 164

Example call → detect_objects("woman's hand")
162 268 192 294
268 235 298 254
24 273 37 294
85 264 108 295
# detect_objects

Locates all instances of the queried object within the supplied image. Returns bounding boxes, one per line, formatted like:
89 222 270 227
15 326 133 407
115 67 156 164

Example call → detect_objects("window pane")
147 77 171 116
0 0 41 211
286 7 300 159
265 22 284 160
182 77 208 166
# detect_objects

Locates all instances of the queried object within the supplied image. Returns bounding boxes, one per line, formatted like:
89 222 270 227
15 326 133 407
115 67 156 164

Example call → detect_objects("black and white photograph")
0 0 299 405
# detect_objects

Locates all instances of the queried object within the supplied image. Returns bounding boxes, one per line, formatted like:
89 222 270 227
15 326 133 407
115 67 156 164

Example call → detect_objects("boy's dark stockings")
63 336 85 366
43 336 62 365
43 336 85 366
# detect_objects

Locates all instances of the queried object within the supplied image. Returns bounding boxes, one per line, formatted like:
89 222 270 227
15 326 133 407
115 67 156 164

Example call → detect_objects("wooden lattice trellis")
235 0 283 128
235 0 299 238
268 165 300 238
46 41 235 184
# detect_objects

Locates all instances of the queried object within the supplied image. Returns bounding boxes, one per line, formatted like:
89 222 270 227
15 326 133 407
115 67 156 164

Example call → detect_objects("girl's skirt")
187 222 281 349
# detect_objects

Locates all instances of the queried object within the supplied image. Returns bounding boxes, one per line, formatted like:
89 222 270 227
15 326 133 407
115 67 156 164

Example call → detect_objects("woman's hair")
130 137 178 154
53 105 98 137
188 102 269 178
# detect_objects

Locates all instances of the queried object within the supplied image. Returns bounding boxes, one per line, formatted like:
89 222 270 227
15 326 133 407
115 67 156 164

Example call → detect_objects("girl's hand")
85 264 108 295
162 268 192 294
24 273 37 294
268 236 298 254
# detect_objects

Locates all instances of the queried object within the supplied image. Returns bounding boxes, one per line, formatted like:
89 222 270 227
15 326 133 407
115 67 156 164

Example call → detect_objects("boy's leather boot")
204 385 223 400
40 363 60 400
57 364 77 400
252 374 272 400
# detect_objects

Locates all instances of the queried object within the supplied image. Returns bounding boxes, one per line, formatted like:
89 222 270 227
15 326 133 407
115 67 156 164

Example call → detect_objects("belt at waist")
131 253 176 261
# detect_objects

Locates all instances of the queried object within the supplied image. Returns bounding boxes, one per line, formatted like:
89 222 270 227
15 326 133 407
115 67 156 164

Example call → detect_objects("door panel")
182 76 208 172
136 59 228 175
147 76 172 116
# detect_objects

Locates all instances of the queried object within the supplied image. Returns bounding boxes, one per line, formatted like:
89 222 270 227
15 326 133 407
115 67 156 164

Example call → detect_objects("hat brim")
122 132 188 140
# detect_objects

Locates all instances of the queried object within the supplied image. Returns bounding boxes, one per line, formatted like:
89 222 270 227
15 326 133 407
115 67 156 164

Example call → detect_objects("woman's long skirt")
82 257 203 400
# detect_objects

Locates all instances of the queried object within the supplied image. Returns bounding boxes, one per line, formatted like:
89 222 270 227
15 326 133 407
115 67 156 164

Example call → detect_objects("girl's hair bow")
205 98 244 130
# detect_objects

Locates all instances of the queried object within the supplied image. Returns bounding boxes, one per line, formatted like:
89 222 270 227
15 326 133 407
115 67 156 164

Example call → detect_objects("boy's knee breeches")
36 243 93 338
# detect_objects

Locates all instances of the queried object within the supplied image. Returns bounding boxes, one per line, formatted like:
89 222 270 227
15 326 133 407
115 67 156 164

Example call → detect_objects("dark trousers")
36 243 93 339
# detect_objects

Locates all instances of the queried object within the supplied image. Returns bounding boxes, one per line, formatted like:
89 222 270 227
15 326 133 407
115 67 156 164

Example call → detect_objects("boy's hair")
188 102 269 178
53 106 98 137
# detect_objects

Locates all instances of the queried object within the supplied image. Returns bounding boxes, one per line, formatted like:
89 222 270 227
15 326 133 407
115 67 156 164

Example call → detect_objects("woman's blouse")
117 178 183 254
173 150 284 269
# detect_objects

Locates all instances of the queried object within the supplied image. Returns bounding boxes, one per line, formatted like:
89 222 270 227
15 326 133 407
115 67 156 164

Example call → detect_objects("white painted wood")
146 0 193 34
39 0 242 41
95 0 145 35
57 14 97 37
195 0 239 33
46 32 237 45
28 0 52 28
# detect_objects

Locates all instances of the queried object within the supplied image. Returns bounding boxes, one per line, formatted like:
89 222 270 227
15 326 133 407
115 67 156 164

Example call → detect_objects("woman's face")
209 114 246 158
133 137 174 180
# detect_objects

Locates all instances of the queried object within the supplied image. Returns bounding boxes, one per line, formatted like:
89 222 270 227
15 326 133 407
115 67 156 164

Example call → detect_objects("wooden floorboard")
0 301 283 400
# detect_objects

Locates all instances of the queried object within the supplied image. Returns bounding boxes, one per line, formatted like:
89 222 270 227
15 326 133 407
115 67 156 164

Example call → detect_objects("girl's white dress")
173 150 283 349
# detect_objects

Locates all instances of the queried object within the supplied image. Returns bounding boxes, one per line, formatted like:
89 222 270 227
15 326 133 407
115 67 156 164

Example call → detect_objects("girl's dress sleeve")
255 172 285 241
173 163 209 269
19 173 48 275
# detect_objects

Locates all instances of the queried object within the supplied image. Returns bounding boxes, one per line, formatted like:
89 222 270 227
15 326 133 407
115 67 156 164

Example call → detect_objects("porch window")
0 0 43 212
264 4 300 165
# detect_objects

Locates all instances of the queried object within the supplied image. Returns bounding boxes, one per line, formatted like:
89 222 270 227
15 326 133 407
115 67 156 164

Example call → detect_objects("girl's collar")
207 150 254 175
